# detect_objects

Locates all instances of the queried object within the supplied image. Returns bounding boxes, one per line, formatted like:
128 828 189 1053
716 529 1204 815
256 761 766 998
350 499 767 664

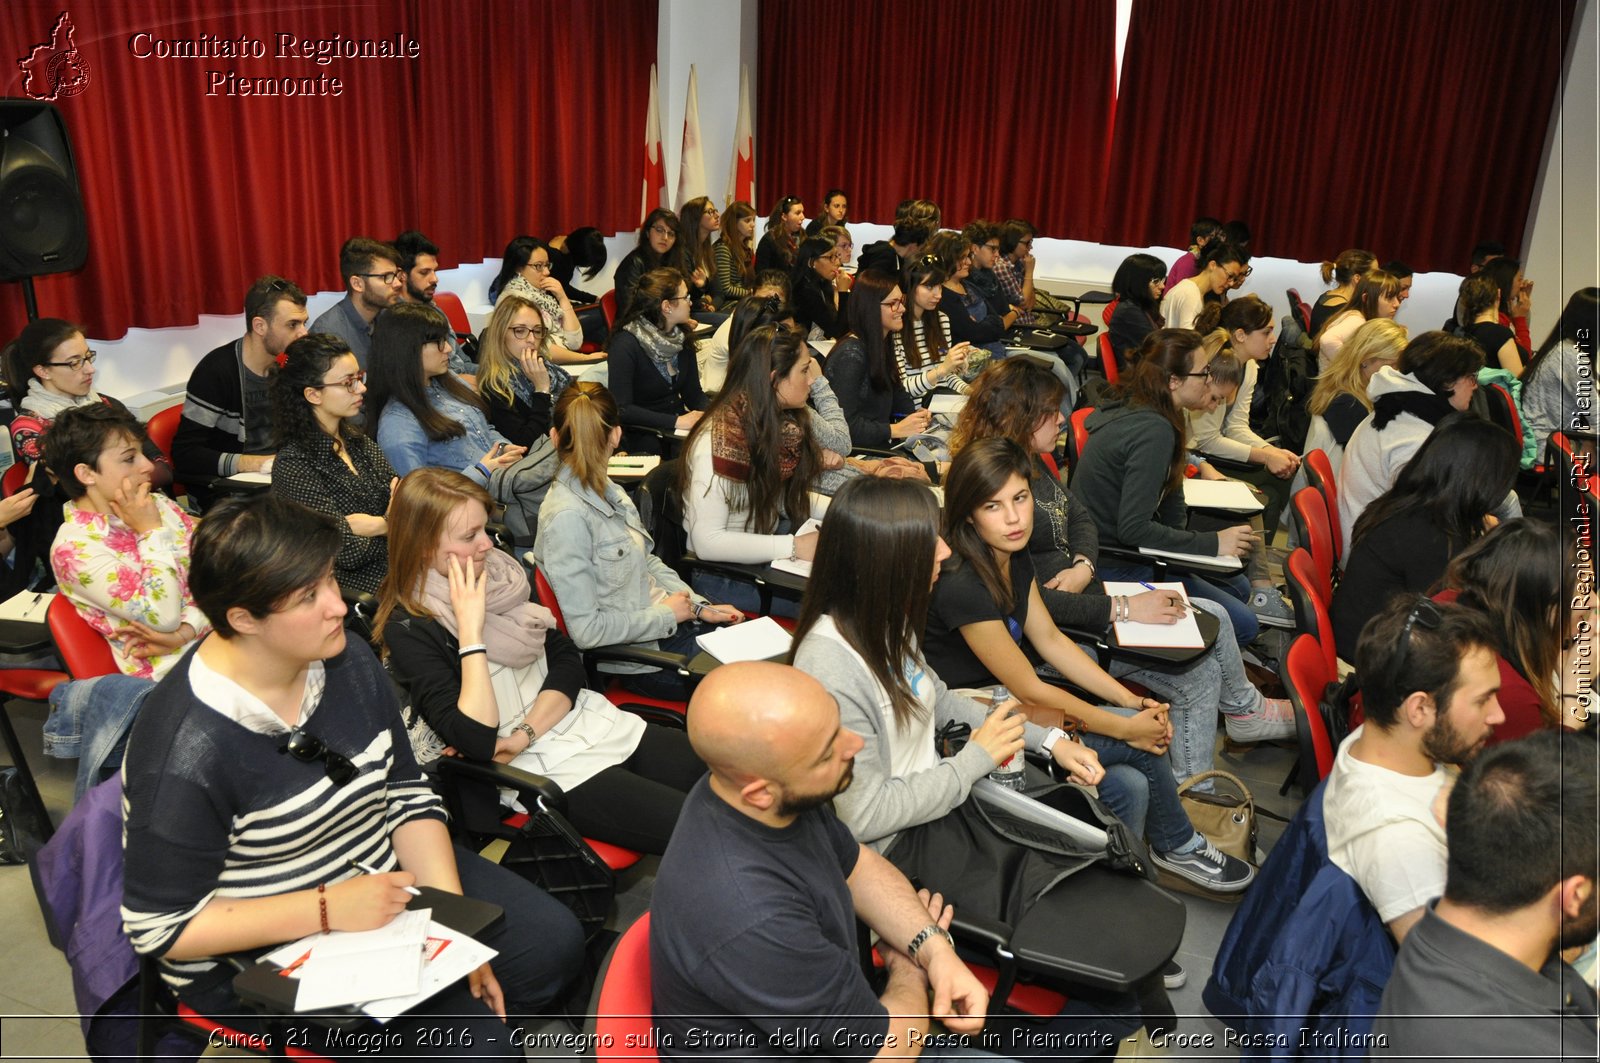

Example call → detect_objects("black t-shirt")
925 550 1036 689
1468 321 1518 369
1323 392 1370 447
650 777 886 1062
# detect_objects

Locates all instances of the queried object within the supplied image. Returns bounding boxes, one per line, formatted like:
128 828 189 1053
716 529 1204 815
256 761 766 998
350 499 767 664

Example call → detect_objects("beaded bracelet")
318 883 329 933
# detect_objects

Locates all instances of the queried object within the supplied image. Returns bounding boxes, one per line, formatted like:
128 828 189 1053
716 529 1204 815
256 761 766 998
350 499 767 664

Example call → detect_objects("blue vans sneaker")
1152 838 1255 894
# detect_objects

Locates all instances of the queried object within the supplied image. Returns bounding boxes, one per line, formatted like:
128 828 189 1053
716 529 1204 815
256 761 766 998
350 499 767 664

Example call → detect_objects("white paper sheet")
1182 479 1264 512
265 908 430 1011
1137 546 1243 571
695 615 793 663
1102 581 1206 649
768 518 821 578
927 393 968 415
0 590 53 623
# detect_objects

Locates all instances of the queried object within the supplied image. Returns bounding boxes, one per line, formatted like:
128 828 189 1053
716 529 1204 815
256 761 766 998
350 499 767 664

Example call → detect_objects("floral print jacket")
51 495 209 680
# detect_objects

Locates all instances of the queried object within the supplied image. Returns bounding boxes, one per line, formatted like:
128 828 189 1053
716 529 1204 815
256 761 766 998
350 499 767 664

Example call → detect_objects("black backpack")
1251 314 1314 453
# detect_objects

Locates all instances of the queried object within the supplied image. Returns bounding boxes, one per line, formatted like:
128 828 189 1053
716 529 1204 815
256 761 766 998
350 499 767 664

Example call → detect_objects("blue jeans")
1098 557 1257 647
1077 728 1197 854
690 570 801 619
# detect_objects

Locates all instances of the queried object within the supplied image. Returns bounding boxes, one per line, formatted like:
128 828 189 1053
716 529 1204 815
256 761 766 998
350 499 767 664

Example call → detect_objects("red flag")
725 64 754 207
641 64 666 223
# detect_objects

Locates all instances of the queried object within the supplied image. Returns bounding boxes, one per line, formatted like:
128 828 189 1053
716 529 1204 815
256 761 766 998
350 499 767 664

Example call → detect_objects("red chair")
594 913 654 1062
1068 407 1094 468
1284 548 1338 679
1289 487 1335 604
1283 633 1337 791
48 594 119 679
433 290 473 337
1101 297 1119 326
144 403 186 498
1038 451 1061 481
1 460 27 497
1301 449 1341 562
600 289 618 330
1286 288 1313 336
1096 332 1120 386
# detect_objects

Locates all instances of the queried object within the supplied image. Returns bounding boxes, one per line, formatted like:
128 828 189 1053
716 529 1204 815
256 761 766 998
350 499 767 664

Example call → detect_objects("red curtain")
1100 0 1575 273
756 0 1117 238
0 0 657 340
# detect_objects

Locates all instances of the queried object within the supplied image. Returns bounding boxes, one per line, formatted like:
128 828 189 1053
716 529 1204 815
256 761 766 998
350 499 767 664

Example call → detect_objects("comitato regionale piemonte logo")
18 11 92 101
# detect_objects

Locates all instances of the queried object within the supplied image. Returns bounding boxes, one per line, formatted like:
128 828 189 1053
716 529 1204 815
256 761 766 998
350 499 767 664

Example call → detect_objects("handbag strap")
1177 769 1255 810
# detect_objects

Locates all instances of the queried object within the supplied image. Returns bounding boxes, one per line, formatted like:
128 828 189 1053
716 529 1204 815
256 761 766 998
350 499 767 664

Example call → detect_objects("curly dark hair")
273 333 362 448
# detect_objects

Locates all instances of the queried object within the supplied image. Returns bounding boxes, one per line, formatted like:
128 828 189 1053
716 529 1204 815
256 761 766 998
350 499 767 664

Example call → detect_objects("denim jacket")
533 466 703 671
375 376 508 483
43 674 156 802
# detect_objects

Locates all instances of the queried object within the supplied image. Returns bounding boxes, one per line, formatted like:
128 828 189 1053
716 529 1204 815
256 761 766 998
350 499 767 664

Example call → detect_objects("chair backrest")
48 595 120 679
595 913 655 1063
1285 548 1338 678
1289 487 1334 602
1286 288 1312 336
600 288 618 329
1101 297 1119 326
1038 451 1061 481
1301 449 1341 560
1482 382 1525 446
1096 331 1120 386
1068 407 1094 469
532 568 570 636
1283 633 1336 788
433 291 473 336
145 404 181 464
2 460 27 497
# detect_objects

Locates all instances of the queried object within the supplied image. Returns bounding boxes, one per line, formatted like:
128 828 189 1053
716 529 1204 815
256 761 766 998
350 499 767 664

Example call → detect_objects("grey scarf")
624 318 684 383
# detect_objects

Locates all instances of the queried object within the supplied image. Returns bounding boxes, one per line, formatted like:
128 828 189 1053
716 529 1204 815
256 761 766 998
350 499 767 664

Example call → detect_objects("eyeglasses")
1183 366 1215 381
663 293 691 305
1222 268 1246 284
983 243 1001 253
280 727 359 786
309 371 367 391
1235 266 1253 281
508 324 546 341
528 260 553 273
1393 597 1444 678
881 298 907 311
648 226 675 238
359 270 401 285
47 351 98 371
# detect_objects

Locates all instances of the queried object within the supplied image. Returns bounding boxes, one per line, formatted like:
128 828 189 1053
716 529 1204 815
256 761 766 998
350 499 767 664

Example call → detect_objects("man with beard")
392 229 473 374
1323 596 1504 943
310 237 404 369
1372 731 1598 1059
650 662 992 1061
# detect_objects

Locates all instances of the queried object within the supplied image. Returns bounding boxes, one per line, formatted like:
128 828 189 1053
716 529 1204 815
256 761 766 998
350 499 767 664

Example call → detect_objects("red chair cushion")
0 668 67 702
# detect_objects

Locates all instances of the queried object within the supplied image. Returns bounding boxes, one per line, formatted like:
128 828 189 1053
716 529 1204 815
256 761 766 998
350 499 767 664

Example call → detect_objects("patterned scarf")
624 318 684 383
419 547 555 668
710 394 804 483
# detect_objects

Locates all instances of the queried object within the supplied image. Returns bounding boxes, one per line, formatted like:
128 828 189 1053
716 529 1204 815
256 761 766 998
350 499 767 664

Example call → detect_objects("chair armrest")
586 645 691 672
947 909 1016 955
435 755 570 815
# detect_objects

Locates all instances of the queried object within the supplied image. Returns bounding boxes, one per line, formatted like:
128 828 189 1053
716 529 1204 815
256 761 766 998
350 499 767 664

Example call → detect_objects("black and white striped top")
120 638 444 996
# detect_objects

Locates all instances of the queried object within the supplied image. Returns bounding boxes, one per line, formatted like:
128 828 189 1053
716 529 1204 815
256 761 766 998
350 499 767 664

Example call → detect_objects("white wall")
1524 0 1599 341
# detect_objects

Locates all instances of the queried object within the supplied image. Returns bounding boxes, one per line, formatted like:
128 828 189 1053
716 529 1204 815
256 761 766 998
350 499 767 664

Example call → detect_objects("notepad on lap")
695 615 792 663
1102 581 1206 649
1182 479 1263 512
928 393 968 415
1137 545 1243 570
769 518 820 578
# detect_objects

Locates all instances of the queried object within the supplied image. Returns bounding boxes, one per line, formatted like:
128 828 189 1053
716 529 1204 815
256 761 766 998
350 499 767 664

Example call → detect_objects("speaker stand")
20 277 38 322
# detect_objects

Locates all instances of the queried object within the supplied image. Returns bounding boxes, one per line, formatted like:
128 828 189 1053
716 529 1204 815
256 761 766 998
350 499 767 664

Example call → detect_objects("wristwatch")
512 721 537 748
906 923 955 965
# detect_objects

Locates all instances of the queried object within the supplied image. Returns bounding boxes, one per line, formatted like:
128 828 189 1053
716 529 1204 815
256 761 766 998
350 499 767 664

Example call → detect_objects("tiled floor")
2 681 1304 1061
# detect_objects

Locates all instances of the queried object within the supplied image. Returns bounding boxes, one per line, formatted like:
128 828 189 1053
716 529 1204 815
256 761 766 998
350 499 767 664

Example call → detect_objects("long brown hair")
677 325 820 532
895 255 950 371
1113 328 1203 495
791 478 942 728
941 437 1036 614
552 381 620 497
371 468 494 647
949 358 1064 456
718 201 757 287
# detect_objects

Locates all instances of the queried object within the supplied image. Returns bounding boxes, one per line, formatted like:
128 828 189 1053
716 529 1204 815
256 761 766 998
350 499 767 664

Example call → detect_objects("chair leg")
0 700 54 841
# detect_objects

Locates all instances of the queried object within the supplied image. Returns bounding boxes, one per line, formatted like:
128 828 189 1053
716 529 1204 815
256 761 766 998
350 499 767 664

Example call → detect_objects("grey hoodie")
1072 401 1220 557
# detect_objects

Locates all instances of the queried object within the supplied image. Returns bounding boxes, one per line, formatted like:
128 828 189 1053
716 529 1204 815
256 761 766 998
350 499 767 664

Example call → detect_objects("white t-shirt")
1160 277 1207 330
1322 725 1453 924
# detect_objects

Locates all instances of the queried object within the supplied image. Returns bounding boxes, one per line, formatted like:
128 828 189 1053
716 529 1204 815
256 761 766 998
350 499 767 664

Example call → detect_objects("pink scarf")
420 548 555 668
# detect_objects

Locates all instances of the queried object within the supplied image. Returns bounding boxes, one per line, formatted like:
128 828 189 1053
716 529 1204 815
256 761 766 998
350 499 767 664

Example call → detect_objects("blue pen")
1139 581 1195 613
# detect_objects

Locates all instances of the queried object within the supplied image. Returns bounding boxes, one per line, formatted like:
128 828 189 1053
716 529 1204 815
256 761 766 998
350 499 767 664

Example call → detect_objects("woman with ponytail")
1308 249 1377 335
533 382 743 699
1315 270 1404 374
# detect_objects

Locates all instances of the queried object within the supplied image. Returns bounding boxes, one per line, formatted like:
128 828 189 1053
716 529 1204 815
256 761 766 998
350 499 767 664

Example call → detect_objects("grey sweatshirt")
793 621 1054 853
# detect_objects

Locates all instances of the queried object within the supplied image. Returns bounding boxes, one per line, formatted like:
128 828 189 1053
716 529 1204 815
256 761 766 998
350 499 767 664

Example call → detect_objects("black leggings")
562 725 704 853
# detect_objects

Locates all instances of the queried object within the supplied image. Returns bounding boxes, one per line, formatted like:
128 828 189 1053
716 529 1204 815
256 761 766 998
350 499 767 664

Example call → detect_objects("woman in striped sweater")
120 493 582 1055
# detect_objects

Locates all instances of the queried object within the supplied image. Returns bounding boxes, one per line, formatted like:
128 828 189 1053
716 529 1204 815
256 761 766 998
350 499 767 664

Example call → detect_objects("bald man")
650 662 994 1062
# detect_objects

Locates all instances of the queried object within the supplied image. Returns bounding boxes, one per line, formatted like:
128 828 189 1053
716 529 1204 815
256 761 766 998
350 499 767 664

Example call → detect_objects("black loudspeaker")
0 99 87 281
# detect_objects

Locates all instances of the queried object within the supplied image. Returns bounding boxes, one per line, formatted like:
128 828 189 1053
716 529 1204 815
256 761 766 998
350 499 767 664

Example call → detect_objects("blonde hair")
552 382 621 498
1309 318 1409 416
476 294 547 410
372 468 494 648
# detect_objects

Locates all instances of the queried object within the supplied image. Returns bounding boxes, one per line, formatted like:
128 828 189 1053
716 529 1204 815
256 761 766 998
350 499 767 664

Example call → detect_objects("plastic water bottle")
987 685 1027 791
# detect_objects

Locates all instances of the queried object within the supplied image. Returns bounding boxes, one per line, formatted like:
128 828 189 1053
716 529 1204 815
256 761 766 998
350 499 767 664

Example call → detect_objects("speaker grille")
1 165 82 260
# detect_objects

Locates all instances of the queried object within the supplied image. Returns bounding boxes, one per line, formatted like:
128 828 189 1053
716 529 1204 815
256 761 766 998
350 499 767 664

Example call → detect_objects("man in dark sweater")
1372 731 1598 1060
857 220 932 278
173 275 306 486
650 662 991 1061
310 236 404 369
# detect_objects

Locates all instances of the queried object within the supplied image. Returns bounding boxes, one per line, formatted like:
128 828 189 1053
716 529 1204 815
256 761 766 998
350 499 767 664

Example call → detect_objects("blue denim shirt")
375 376 508 484
44 674 156 802
533 466 701 670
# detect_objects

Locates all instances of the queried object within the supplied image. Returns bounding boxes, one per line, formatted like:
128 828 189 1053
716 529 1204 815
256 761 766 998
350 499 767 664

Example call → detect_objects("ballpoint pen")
349 859 422 895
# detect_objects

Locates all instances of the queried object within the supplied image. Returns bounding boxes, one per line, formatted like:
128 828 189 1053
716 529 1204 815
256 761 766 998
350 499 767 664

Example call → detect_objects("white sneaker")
1224 697 1297 743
